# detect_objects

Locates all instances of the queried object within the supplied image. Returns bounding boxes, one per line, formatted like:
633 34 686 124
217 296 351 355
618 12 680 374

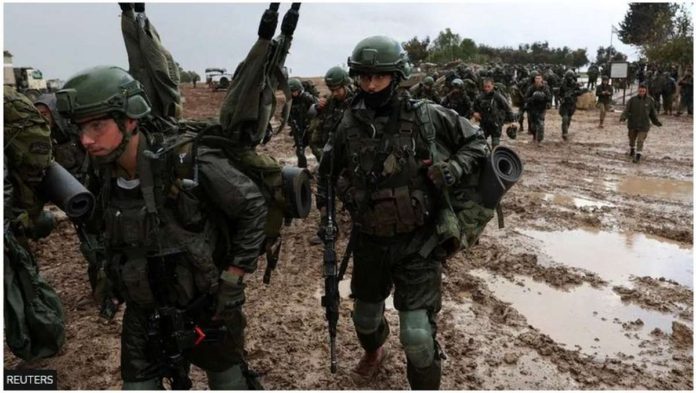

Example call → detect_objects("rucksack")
4 230 66 361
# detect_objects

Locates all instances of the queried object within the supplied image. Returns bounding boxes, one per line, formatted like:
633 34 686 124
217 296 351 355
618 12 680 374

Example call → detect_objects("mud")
4 83 693 389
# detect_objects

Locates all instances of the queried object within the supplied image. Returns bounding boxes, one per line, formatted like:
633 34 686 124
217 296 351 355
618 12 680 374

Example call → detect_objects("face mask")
360 80 397 109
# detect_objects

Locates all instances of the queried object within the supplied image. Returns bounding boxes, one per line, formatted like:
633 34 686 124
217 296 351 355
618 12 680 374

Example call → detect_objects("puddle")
536 192 614 209
610 176 693 203
520 228 693 288
471 269 680 360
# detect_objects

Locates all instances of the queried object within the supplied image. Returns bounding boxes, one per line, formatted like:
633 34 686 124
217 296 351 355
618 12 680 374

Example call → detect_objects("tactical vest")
338 100 439 237
100 120 220 308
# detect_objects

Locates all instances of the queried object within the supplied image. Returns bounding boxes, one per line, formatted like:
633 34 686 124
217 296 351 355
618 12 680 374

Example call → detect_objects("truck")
4 51 49 100
205 67 233 91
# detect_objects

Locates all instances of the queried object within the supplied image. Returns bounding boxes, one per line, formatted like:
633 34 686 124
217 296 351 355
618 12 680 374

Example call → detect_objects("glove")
215 271 246 319
427 161 462 188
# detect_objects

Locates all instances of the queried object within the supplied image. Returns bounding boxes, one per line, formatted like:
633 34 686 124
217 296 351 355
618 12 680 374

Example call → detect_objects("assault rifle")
147 297 227 390
321 162 339 373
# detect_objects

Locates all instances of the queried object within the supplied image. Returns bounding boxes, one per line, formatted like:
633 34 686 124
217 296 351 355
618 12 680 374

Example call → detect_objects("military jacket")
96 118 267 307
289 91 318 133
409 83 441 104
620 95 660 132
309 92 354 148
442 91 473 118
317 94 488 237
595 83 614 104
524 83 552 112
474 91 514 129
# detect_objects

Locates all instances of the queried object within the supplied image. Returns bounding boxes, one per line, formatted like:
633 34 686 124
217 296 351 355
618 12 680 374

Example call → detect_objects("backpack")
4 230 66 361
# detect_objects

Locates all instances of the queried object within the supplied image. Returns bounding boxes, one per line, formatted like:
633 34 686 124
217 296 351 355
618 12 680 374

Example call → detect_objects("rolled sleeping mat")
478 146 523 209
281 165 312 218
39 161 95 218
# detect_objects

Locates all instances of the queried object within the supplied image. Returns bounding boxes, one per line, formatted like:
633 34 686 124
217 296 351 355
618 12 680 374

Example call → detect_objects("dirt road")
5 83 692 389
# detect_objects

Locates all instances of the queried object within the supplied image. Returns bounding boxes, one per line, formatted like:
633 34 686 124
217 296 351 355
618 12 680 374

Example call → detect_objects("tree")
429 28 462 63
618 3 677 47
402 36 430 64
459 38 478 60
570 49 589 68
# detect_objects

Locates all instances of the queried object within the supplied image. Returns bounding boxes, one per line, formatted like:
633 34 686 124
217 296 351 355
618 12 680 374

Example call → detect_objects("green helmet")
347 35 411 80
56 66 150 123
423 76 435 87
324 66 350 88
289 78 303 92
451 78 464 88
564 70 575 78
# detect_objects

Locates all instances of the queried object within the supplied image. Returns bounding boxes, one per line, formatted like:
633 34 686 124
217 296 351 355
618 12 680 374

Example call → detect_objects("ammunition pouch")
358 186 430 237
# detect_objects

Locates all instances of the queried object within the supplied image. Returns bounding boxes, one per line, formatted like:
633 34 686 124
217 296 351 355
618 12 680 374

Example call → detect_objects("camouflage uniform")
409 81 441 104
57 66 267 390
474 89 515 146
307 71 354 164
524 82 553 142
620 88 662 162
441 88 473 119
318 36 489 390
595 79 614 127
558 72 587 140
289 80 319 168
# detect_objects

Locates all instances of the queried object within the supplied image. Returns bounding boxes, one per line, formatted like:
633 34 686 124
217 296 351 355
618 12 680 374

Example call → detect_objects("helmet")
564 70 575 78
506 125 518 140
33 93 71 133
423 76 435 86
56 66 150 123
451 78 464 88
347 35 411 80
324 66 350 88
529 70 540 79
289 78 304 92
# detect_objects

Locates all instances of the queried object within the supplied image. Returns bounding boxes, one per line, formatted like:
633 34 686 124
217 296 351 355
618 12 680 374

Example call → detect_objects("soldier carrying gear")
441 78 473 119
287 77 318 168
57 63 267 390
473 78 517 147
596 75 614 128
308 66 354 163
524 72 552 144
409 76 441 104
317 35 488 389
558 71 588 141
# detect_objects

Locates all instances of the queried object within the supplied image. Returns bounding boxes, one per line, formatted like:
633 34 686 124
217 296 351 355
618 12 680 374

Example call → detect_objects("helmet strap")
92 113 134 166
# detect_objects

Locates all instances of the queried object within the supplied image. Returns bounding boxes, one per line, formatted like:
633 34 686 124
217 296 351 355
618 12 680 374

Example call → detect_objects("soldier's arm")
428 105 489 178
496 93 515 123
648 99 662 126
619 98 630 121
198 151 268 273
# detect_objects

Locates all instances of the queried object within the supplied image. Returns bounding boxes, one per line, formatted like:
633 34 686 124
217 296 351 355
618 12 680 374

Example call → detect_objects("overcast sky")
4 1 646 81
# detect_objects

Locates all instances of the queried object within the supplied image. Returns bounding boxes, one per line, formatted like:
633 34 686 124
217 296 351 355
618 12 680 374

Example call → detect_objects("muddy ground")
5 82 693 390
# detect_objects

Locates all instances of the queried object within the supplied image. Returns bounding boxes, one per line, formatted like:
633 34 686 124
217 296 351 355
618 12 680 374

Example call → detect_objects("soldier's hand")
318 97 327 109
427 161 460 188
214 270 246 320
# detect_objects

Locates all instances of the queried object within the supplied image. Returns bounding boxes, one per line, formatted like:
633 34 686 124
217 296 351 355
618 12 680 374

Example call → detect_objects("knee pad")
399 310 435 369
122 378 161 390
352 300 384 334
206 365 247 390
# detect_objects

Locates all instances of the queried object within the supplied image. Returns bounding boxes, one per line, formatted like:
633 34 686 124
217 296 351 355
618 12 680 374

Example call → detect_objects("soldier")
473 78 516 147
33 93 87 181
677 69 693 116
587 63 600 90
524 73 553 144
308 66 355 164
660 71 677 115
289 78 318 168
558 70 588 141
620 83 662 163
317 35 488 389
441 78 473 119
56 66 267 389
596 75 614 128
409 76 441 104
4 86 66 361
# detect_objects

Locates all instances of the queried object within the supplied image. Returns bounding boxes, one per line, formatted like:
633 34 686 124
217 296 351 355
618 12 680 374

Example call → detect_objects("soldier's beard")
361 81 397 109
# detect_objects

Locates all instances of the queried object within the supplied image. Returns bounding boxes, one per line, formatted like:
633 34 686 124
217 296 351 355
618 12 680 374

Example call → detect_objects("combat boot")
352 346 388 381
628 147 635 158
633 153 641 163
